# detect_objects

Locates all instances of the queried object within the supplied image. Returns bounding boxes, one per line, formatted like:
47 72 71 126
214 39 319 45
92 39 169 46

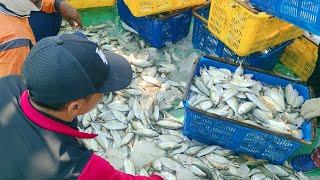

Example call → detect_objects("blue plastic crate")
250 0 320 36
183 56 316 164
192 6 292 71
117 0 192 49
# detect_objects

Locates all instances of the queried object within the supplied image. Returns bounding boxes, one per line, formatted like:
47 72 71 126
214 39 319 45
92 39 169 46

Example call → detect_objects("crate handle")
229 3 238 9
192 11 208 25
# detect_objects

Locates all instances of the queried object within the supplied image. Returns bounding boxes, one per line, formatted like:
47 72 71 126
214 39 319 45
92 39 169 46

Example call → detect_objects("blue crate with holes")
117 0 192 49
192 6 292 71
183 56 316 164
250 0 320 35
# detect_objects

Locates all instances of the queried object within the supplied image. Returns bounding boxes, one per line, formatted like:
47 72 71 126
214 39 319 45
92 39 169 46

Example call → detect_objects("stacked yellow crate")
280 37 319 82
206 0 303 56
123 0 206 17
67 0 116 9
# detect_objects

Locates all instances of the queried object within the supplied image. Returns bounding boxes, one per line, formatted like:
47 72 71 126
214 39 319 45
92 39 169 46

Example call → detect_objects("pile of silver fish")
60 20 309 180
188 65 307 139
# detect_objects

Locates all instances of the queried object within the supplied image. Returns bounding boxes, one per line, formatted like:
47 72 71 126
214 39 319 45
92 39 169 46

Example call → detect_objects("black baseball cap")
22 33 133 105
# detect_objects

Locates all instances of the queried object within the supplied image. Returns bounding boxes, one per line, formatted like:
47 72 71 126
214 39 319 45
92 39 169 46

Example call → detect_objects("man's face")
77 93 104 115
30 0 42 8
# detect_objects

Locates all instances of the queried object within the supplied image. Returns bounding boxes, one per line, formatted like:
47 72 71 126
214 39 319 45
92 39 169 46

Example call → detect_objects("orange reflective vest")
0 0 56 77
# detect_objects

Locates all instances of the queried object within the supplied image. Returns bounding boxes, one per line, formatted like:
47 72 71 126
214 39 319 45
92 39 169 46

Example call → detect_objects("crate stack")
248 0 320 82
117 0 206 48
192 1 304 71
182 0 318 164
67 0 116 9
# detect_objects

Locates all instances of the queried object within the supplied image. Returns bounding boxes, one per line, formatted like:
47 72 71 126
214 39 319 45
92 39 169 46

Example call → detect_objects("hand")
59 1 83 28
301 98 320 119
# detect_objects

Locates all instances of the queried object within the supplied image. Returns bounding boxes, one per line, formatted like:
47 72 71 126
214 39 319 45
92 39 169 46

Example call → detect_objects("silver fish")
194 77 210 96
133 129 159 137
155 120 183 130
102 121 128 130
238 102 256 115
246 93 270 112
252 109 273 123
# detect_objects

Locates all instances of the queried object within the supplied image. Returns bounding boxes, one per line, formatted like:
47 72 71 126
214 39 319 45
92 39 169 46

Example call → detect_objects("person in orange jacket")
0 0 82 77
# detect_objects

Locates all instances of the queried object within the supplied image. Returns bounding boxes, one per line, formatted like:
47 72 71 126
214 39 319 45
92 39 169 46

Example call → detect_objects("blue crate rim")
250 0 320 36
183 55 317 145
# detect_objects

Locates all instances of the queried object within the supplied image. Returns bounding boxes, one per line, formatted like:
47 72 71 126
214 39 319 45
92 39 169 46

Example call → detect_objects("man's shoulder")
0 75 25 87
0 75 26 98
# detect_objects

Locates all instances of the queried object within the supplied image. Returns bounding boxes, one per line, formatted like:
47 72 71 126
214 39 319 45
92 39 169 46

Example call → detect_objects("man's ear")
66 99 85 116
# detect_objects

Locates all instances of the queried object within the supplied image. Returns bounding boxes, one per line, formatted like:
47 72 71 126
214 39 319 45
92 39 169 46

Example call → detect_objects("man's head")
22 34 132 119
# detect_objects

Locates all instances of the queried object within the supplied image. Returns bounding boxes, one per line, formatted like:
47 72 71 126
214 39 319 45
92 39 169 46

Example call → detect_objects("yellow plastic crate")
123 0 206 17
207 0 304 56
67 0 115 9
280 37 319 82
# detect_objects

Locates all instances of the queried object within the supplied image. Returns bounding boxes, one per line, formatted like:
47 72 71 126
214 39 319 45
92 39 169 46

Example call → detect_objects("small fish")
261 96 282 113
102 121 128 130
155 120 183 130
292 96 304 108
190 165 207 177
108 101 131 112
127 109 135 122
82 113 91 128
141 75 162 87
120 133 135 146
133 98 141 119
111 109 128 123
210 91 220 106
226 97 239 115
82 139 99 151
152 159 162 171
153 104 160 121
238 102 256 115
268 120 290 131
124 158 135 175
285 84 299 106
230 76 255 88
158 142 182 150
160 171 176 180
196 145 219 157
208 105 230 117
199 100 214 111
263 164 289 177
252 109 273 123
194 77 210 96
171 142 189 155
206 153 231 164
236 93 247 99
246 93 270 112
234 63 243 76
185 146 204 156
222 89 239 101
250 173 267 180
133 129 159 137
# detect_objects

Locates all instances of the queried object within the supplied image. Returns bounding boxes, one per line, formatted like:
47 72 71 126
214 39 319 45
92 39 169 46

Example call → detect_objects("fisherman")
0 0 82 77
291 38 320 173
0 33 162 180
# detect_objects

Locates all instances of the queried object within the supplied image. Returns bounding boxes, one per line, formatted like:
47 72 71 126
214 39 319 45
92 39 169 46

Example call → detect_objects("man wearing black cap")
0 34 162 180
